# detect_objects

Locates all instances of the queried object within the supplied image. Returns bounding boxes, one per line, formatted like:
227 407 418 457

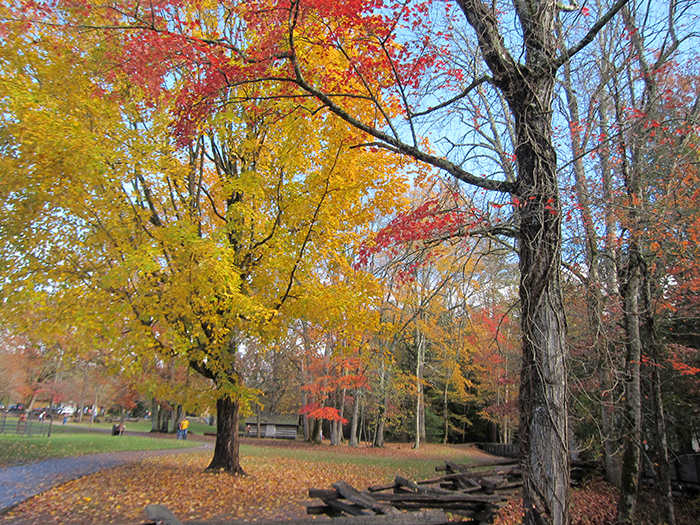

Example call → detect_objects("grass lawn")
67 418 217 436
0 431 198 467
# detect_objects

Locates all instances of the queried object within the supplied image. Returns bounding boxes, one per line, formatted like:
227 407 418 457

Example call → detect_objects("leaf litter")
1 442 478 524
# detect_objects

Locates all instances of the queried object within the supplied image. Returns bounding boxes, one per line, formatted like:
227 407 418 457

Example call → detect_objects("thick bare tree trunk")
455 2 597 522
510 61 570 525
517 189 570 525
206 396 245 475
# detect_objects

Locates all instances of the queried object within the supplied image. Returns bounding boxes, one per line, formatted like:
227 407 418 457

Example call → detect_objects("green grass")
0 431 199 467
67 419 217 436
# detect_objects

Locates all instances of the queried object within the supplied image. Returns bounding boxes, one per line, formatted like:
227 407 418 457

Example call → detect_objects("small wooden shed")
244 413 299 440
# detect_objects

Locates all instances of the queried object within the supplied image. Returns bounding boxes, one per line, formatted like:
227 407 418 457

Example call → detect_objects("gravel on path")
0 443 212 513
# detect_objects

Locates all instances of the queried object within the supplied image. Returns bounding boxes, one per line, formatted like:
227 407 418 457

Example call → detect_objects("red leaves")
300 403 348 424
356 196 488 268
30 0 456 145
668 345 700 377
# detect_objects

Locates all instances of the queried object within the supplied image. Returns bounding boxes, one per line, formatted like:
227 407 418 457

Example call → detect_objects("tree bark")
598 98 623 488
510 61 570 525
150 398 159 433
618 251 643 524
517 195 570 525
443 378 449 444
414 326 426 449
455 2 587 522
159 407 170 433
350 388 360 447
644 279 675 525
78 360 88 424
373 387 388 448
372 359 388 448
650 346 675 525
206 396 245 475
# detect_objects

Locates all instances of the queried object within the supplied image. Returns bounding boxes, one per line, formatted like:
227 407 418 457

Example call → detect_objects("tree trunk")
150 398 158 433
350 388 360 447
644 280 675 525
414 327 425 449
372 360 388 448
78 360 88 423
650 350 675 525
600 353 622 486
159 408 170 433
308 417 322 444
331 386 346 446
509 79 570 525
598 96 623 489
206 396 245 474
300 326 310 441
618 250 643 525
443 378 449 444
518 222 570 525
256 405 261 439
455 3 576 522
372 387 388 448
169 408 177 434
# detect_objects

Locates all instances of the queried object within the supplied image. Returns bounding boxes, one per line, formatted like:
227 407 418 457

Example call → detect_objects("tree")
0 8 407 474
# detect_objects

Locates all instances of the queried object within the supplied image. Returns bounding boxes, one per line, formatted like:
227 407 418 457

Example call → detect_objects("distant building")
244 413 299 440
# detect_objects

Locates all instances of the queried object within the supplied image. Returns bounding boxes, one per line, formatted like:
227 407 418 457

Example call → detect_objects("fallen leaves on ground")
493 480 619 525
1 441 485 525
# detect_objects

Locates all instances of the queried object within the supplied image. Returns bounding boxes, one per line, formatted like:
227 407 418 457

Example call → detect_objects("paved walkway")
0 443 212 513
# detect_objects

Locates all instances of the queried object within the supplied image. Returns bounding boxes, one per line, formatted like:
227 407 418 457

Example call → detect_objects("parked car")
8 404 24 412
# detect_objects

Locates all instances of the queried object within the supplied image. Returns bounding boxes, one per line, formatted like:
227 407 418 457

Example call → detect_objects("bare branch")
410 75 494 118
554 0 629 70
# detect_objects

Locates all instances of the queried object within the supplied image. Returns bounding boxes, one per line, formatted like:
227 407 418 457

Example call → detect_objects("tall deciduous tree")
0 8 406 474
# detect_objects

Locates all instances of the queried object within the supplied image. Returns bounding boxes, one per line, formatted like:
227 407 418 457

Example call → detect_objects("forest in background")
1 1 699 524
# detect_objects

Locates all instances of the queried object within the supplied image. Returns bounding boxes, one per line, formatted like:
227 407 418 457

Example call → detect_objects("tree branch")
554 0 629 70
